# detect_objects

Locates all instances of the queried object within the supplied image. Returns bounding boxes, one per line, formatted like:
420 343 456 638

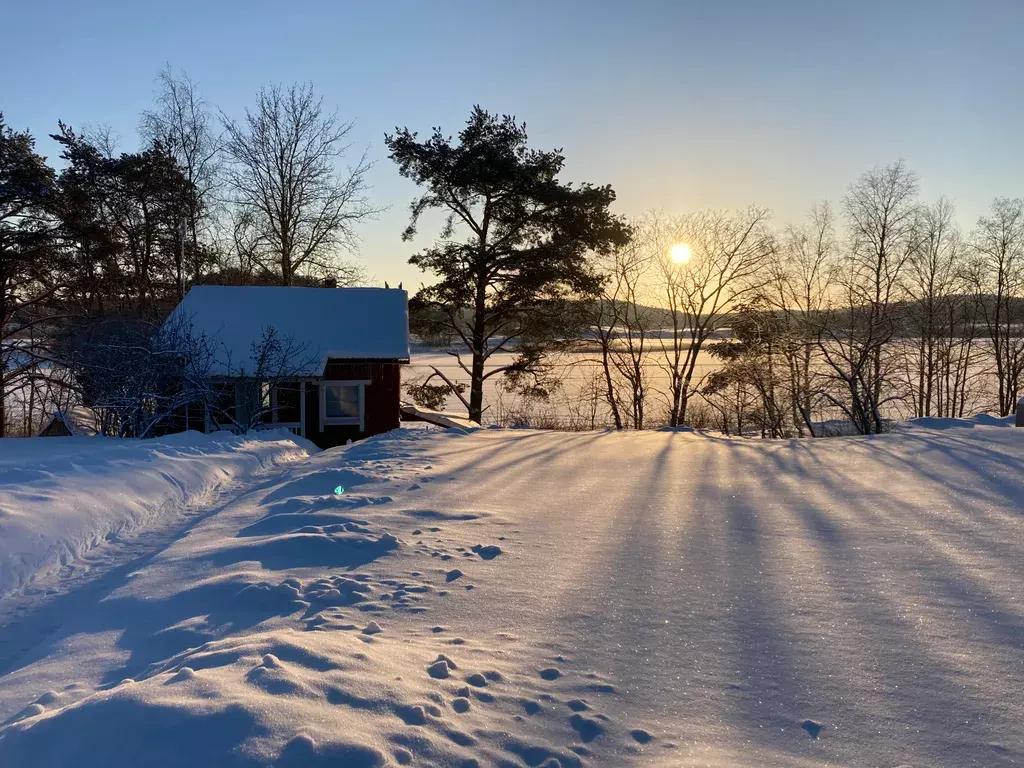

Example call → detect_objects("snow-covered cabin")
165 286 409 448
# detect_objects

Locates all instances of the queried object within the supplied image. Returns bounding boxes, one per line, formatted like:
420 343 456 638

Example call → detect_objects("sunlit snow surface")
1 418 1022 766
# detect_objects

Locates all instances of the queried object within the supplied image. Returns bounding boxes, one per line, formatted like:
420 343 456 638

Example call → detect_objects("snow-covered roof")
37 406 103 437
167 286 409 376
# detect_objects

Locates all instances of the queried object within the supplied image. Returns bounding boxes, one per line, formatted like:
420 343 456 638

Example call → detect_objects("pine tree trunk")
468 271 488 424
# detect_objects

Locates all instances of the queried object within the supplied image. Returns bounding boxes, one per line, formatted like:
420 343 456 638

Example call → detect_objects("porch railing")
253 422 303 437
211 421 304 438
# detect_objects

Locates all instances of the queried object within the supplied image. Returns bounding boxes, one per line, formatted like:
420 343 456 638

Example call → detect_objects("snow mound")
896 413 1016 431
0 430 317 599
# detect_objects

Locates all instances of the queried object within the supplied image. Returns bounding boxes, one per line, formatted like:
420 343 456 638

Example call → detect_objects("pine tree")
387 107 630 423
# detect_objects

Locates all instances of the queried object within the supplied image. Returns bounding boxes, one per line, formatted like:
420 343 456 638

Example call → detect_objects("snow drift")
0 430 317 599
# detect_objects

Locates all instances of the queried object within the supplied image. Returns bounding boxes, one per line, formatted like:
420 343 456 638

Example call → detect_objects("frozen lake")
408 347 721 427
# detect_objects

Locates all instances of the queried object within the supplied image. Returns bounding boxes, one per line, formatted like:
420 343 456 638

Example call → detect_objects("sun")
669 242 692 264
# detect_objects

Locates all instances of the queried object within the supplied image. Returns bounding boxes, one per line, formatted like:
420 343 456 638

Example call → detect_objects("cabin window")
320 380 370 432
325 385 360 418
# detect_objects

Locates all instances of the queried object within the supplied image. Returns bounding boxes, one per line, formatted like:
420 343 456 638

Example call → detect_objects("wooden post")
1016 397 1024 427
300 380 306 438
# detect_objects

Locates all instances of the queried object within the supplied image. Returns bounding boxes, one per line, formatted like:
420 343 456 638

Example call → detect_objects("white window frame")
319 380 370 432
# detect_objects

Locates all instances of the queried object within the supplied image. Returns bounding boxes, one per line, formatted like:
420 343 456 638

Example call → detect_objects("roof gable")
166 286 409 376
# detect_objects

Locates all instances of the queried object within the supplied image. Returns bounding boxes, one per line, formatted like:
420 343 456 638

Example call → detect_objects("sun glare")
669 242 692 264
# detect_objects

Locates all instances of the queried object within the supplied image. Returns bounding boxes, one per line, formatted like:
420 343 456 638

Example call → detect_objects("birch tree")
222 83 374 286
141 66 221 294
590 239 656 429
969 197 1024 416
817 161 919 433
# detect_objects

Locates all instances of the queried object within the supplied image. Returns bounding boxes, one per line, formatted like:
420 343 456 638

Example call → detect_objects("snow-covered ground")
1 420 1023 766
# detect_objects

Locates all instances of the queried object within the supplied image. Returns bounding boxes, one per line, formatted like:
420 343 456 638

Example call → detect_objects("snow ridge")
0 430 317 600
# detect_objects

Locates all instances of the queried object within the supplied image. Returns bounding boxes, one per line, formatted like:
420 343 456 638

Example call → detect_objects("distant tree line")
584 164 1024 436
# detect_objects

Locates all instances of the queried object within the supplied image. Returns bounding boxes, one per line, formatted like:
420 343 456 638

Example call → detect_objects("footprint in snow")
395 704 428 725
472 544 502 560
801 719 824 739
539 667 562 681
630 729 653 744
427 660 451 679
168 667 195 683
570 713 605 742
427 654 458 679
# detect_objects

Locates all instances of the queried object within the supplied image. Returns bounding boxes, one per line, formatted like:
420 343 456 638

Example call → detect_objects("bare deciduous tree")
767 202 836 435
221 83 375 286
648 208 774 427
899 197 984 418
817 161 919 433
590 239 657 429
59 313 217 438
968 197 1024 416
141 66 222 294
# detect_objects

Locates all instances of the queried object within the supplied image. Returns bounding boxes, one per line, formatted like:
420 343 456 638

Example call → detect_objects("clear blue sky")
4 0 1022 289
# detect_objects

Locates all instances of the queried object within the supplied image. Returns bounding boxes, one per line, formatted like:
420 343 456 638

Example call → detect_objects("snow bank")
0 430 318 599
